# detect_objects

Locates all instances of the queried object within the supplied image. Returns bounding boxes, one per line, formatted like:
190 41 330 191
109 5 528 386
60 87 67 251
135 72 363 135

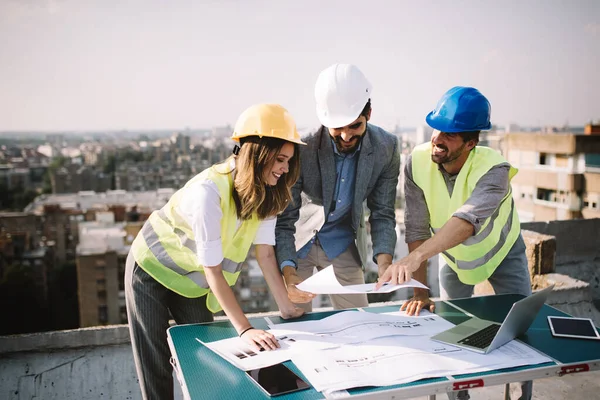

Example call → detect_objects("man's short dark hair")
360 99 372 118
458 130 480 146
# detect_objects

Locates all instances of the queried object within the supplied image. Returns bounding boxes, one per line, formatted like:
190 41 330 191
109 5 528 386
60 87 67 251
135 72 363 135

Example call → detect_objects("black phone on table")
246 363 310 397
548 316 600 340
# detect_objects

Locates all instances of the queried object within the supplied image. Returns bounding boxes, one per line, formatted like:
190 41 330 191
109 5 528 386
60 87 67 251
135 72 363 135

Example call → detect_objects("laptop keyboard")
457 324 501 349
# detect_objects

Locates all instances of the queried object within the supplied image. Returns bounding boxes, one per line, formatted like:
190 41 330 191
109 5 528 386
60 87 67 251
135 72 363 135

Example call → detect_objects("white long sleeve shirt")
176 178 276 268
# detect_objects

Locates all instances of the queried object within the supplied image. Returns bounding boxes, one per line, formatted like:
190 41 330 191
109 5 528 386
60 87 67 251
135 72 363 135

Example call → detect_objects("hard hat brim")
426 111 491 133
232 133 306 145
317 111 361 130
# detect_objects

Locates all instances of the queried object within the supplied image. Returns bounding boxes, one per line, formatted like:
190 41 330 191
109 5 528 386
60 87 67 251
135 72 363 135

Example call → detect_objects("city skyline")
1 0 599 131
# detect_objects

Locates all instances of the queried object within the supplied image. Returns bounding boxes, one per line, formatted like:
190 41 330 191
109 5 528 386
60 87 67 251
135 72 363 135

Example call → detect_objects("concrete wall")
522 219 600 304
1 342 138 400
0 325 183 400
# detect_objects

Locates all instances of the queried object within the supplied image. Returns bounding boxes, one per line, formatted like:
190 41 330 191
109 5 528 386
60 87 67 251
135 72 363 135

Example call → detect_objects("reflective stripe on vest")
130 161 260 312
411 143 521 284
437 192 517 269
139 215 243 286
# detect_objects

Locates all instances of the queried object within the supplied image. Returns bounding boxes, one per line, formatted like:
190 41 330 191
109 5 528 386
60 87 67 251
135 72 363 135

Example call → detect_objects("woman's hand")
240 328 280 352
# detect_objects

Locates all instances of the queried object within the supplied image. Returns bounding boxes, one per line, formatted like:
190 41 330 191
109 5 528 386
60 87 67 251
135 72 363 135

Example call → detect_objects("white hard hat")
314 63 372 128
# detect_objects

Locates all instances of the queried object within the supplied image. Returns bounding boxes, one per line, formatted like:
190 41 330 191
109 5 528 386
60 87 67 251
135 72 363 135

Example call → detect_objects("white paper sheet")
199 308 553 394
296 265 429 294
274 310 455 342
198 329 338 371
199 311 451 371
292 336 553 393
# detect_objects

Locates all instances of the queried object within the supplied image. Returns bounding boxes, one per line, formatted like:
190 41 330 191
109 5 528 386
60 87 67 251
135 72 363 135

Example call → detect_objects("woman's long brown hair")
221 136 300 220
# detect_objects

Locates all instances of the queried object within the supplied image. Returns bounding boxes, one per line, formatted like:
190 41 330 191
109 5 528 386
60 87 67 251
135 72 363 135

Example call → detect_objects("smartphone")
547 316 600 340
246 363 310 396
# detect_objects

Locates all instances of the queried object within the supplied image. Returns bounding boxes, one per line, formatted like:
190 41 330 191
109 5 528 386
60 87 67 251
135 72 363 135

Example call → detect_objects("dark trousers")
125 252 213 400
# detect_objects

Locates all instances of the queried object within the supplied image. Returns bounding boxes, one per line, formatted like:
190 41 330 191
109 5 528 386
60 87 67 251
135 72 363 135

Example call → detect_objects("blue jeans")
440 234 533 400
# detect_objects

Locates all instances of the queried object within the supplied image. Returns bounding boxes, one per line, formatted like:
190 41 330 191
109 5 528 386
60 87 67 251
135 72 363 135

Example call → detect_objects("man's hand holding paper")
296 265 428 295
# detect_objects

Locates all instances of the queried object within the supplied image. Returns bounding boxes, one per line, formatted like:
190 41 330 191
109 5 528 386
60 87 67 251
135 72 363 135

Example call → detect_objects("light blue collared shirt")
296 138 360 261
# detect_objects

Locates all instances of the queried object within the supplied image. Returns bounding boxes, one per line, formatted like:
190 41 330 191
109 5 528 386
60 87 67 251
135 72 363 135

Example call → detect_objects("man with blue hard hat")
377 86 532 400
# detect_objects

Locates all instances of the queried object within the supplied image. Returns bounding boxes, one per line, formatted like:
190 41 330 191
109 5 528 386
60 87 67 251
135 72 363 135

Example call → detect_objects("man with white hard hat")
276 63 400 311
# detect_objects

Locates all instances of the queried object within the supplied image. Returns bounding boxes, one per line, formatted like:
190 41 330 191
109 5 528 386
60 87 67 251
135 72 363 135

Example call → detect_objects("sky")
0 0 599 132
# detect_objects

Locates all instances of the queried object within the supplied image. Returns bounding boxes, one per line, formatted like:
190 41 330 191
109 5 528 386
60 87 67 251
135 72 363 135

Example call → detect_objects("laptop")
431 285 554 354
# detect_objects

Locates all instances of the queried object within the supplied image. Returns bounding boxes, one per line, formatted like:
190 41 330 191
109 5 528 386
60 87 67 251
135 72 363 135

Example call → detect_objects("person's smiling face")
327 115 368 154
264 142 294 186
430 130 476 174
431 131 467 164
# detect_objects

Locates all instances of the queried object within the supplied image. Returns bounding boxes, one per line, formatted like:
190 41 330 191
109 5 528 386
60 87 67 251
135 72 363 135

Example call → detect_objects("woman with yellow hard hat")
125 103 315 400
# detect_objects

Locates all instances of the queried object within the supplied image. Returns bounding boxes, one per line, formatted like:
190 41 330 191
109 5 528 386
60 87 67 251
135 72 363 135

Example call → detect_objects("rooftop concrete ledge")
522 219 600 265
0 324 131 355
0 302 403 356
533 272 590 293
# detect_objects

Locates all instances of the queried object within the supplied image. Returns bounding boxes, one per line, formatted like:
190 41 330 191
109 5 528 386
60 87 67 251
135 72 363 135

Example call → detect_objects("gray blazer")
275 124 400 268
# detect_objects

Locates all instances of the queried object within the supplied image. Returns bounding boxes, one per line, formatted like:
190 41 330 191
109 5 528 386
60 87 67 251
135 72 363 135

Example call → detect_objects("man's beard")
431 143 466 165
334 130 365 154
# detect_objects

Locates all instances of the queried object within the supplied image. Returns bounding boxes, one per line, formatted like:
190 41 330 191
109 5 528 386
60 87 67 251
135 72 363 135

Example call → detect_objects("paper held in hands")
295 265 429 294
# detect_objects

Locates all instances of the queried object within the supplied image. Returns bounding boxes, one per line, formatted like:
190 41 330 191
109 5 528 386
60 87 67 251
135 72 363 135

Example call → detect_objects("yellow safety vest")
411 143 520 284
130 162 260 313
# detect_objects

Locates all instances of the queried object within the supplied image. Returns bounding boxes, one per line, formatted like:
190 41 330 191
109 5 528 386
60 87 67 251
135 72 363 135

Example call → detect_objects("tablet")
246 363 310 396
547 316 600 340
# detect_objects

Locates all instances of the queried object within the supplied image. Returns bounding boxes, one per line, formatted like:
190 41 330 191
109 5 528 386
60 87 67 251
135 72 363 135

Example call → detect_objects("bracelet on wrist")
239 327 254 337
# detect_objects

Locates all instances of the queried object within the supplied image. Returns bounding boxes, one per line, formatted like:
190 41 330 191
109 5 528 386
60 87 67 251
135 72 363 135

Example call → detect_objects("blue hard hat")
425 86 492 132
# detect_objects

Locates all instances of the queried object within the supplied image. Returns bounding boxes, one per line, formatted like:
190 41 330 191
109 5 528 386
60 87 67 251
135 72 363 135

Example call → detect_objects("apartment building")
76 250 127 327
504 126 600 222
25 189 172 219
0 212 54 302
0 212 39 257
50 165 112 194
40 204 72 264
76 215 143 327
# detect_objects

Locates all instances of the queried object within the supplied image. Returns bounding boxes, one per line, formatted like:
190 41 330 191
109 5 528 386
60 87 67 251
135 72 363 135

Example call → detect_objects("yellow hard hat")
231 103 306 145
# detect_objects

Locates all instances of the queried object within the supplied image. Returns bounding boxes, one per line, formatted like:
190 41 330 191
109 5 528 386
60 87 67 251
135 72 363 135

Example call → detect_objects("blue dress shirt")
295 138 360 262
